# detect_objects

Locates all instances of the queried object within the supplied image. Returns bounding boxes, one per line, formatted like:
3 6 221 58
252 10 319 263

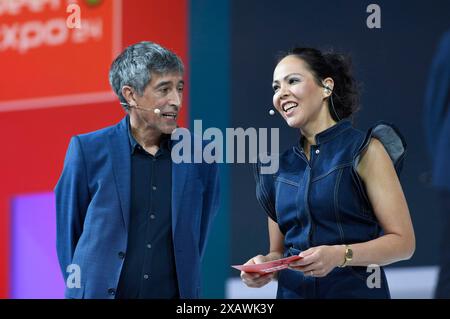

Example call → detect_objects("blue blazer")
55 117 220 299
424 30 450 191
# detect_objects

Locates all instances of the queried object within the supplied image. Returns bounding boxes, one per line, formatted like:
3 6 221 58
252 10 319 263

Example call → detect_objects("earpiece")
323 85 341 122
324 86 332 94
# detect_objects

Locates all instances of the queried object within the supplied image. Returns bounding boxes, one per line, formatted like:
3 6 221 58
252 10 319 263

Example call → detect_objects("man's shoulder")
75 118 125 145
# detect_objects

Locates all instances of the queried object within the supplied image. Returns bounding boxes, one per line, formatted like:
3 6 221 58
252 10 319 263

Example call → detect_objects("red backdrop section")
0 0 118 104
0 0 188 298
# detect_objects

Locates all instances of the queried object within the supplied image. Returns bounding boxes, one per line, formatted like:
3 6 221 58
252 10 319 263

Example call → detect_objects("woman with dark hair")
240 48 415 298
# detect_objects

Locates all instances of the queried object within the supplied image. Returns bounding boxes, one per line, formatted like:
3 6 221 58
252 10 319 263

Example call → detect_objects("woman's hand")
288 245 345 277
240 254 277 288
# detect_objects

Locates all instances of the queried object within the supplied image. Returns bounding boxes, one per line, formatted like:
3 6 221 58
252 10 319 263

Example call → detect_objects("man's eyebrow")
154 81 172 89
154 80 185 88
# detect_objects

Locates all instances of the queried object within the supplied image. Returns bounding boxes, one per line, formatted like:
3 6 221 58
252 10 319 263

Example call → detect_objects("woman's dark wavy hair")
279 47 360 121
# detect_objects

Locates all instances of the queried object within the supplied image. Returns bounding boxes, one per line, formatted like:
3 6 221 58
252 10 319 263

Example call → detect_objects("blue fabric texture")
254 119 406 298
55 117 220 299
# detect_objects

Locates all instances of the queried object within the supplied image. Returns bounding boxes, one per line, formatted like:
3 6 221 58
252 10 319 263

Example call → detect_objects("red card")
232 255 302 274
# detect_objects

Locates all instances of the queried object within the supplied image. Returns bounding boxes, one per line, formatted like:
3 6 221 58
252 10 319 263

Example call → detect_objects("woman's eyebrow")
272 73 303 84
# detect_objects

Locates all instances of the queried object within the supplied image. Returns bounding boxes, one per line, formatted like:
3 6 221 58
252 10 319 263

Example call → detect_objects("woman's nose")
278 85 290 99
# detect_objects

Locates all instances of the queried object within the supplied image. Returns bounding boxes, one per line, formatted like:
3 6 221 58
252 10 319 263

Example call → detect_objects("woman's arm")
348 138 415 265
266 217 285 260
240 218 285 287
289 138 415 276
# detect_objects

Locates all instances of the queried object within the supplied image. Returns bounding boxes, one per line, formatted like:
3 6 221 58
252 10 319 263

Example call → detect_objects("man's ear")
122 86 136 106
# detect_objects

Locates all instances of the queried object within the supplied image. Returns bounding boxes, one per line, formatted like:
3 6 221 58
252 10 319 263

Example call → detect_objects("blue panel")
189 0 230 298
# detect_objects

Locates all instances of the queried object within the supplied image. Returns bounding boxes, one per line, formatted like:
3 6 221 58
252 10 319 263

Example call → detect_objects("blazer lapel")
171 161 188 236
108 116 131 232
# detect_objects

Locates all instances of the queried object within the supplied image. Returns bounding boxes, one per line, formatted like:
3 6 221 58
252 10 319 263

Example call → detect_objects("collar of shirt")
126 115 172 155
297 119 352 151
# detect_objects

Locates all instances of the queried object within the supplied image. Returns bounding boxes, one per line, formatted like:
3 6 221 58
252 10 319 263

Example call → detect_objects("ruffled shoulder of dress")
354 122 407 175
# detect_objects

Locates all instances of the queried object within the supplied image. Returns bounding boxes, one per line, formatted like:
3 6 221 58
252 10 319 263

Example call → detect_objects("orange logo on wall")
0 0 122 111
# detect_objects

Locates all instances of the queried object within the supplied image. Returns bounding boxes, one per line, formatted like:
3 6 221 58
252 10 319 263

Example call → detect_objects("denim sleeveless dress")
254 119 406 299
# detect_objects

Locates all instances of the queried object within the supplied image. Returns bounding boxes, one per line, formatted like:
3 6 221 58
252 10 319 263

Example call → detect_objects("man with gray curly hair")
55 41 220 299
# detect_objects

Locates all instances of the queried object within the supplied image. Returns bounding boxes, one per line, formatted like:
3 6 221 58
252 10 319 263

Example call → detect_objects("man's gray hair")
109 41 184 108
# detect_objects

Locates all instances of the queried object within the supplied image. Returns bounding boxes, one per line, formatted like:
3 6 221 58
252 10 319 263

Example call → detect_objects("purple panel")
11 192 65 298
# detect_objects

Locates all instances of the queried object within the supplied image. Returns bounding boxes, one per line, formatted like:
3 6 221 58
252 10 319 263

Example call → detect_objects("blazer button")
118 252 125 259
108 288 116 296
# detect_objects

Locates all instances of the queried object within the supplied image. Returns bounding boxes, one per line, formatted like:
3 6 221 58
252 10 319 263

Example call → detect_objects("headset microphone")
120 102 161 115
